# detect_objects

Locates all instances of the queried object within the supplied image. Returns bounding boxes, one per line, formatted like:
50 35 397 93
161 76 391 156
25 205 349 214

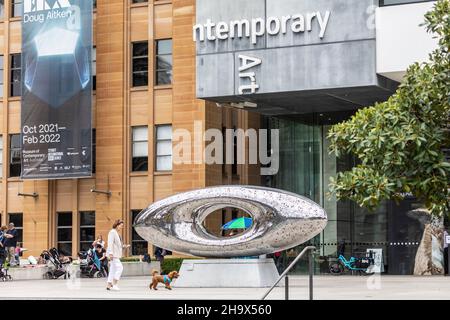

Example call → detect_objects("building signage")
238 55 261 94
21 0 93 179
193 11 331 44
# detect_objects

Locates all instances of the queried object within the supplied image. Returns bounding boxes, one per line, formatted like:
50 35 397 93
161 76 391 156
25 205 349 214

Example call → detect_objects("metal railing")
261 246 316 301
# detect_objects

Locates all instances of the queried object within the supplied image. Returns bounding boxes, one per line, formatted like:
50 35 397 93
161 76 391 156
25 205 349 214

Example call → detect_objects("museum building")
193 0 441 275
0 0 442 275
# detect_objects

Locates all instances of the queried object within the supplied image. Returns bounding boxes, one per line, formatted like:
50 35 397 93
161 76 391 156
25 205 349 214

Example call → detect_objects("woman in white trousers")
106 220 129 291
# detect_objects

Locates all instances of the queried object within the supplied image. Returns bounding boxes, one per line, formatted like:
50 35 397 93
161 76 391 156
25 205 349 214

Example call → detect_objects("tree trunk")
413 210 444 275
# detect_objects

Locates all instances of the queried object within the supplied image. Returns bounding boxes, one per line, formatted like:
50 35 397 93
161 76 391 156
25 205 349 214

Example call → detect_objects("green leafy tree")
327 0 450 217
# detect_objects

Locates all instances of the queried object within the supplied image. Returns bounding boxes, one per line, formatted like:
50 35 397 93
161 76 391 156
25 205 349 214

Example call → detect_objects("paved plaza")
0 276 449 300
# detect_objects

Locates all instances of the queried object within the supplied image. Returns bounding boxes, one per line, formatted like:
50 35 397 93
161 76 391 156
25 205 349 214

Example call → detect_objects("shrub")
161 258 184 274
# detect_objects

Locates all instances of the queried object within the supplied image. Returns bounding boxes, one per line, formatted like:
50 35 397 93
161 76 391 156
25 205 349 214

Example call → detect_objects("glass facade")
265 112 424 275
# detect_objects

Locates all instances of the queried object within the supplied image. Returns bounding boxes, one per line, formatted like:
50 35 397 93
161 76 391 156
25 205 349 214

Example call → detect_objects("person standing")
4 223 18 266
444 228 449 276
0 226 7 269
14 244 21 266
106 220 129 291
273 251 283 273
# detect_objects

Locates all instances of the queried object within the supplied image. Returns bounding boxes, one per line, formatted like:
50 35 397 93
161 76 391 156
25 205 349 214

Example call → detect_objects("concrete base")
121 262 160 277
7 266 50 280
173 259 280 288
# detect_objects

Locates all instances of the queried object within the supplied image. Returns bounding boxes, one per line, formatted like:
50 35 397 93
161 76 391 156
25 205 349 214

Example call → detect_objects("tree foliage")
327 0 450 217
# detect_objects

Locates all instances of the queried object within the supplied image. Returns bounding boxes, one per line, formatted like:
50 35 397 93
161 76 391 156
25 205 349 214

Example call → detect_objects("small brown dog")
150 270 179 290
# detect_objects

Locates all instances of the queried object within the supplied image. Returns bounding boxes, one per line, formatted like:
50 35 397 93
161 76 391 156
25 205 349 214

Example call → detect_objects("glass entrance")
265 112 421 275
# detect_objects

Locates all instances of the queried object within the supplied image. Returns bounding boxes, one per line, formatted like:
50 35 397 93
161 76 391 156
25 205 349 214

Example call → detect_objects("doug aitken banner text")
21 0 93 179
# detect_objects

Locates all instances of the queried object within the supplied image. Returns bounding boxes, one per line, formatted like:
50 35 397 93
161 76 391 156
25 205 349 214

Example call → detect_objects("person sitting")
92 235 105 249
95 244 108 274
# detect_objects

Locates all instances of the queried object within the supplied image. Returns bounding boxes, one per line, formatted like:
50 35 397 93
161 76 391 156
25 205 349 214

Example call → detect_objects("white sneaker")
111 285 120 291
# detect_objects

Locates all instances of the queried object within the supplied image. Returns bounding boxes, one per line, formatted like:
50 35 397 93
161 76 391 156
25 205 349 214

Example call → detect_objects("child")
14 243 21 266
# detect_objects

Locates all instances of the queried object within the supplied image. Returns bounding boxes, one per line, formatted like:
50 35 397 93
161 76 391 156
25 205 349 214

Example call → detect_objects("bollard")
285 276 289 300
309 250 314 300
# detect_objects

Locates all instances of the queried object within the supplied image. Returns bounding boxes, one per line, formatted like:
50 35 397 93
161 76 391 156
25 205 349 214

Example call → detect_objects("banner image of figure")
21 0 93 179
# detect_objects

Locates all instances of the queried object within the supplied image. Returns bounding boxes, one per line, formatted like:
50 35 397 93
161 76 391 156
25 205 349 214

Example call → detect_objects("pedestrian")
444 227 449 276
154 246 166 264
106 220 129 291
4 223 18 266
14 243 21 266
0 226 7 269
273 251 283 273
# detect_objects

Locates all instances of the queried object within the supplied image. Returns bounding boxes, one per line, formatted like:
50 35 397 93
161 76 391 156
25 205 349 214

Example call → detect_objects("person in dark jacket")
4 223 18 266
444 228 449 276
154 247 167 264
0 226 7 268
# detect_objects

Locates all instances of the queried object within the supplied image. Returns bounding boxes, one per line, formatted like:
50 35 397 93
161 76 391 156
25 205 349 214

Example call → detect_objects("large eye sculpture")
134 186 327 258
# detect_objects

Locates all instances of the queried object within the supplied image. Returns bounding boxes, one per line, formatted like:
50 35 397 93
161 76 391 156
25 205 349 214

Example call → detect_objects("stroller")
41 248 71 280
78 248 108 278
0 250 12 282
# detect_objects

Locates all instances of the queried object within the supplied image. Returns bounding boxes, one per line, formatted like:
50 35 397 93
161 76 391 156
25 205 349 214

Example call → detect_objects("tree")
327 0 450 217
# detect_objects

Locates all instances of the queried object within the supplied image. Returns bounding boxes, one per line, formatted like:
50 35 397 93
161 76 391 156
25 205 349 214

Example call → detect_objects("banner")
21 0 93 179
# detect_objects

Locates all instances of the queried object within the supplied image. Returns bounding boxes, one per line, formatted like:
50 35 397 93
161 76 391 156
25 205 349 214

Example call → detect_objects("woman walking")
106 220 128 291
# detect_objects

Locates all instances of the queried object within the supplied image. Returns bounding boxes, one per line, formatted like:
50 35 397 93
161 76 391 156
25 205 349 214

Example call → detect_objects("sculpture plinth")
173 259 280 288
134 186 327 288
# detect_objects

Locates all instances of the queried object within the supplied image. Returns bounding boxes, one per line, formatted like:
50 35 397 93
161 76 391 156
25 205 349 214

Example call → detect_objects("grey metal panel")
266 0 377 48
194 0 384 112
196 0 266 55
197 53 234 98
231 40 377 96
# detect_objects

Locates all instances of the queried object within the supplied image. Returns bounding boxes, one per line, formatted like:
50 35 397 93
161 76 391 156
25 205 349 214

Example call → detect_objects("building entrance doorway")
265 112 422 275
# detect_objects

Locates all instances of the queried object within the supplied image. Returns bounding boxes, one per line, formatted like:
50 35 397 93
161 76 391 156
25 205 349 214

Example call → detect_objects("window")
155 39 172 85
131 210 148 255
8 213 23 245
0 136 3 178
57 212 72 256
79 211 95 252
132 42 148 87
132 0 147 3
11 0 22 17
92 46 96 91
93 0 97 9
132 126 148 172
0 1 4 19
92 129 96 174
10 54 21 97
156 125 172 171
9 134 20 177
0 55 4 97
